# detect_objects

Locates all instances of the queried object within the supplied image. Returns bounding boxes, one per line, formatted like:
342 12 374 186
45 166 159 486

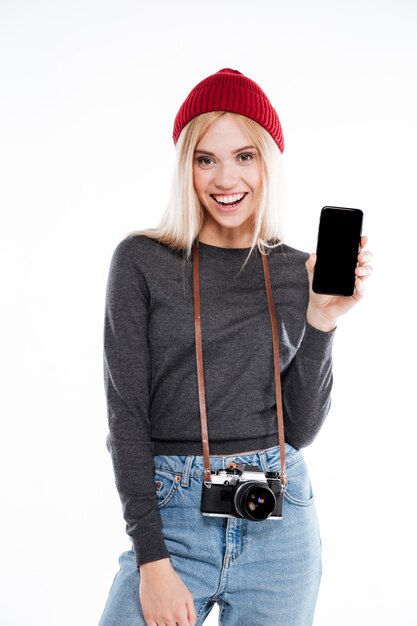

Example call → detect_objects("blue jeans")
99 444 322 625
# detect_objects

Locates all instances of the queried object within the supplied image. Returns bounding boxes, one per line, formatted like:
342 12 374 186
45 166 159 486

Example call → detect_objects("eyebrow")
194 145 257 156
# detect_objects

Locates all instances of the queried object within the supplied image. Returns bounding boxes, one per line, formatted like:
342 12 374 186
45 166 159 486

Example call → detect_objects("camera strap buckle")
203 468 212 488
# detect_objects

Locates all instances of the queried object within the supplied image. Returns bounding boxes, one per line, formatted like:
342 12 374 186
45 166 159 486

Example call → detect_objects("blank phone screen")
312 207 363 296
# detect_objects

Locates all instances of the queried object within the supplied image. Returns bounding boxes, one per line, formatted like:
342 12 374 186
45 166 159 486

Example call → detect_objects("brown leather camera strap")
192 237 287 488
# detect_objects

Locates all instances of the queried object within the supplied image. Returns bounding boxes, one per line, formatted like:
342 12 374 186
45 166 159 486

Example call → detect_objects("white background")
1 1 416 624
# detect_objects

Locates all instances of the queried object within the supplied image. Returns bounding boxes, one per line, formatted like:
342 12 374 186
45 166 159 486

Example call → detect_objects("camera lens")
234 482 276 521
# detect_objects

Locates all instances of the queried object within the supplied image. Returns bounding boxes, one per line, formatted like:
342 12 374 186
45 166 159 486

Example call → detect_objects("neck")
197 230 254 249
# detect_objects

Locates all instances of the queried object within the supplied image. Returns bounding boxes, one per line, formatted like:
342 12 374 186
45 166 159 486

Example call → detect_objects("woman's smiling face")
193 113 262 246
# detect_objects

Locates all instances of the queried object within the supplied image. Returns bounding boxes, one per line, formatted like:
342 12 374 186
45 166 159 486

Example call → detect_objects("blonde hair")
129 111 287 271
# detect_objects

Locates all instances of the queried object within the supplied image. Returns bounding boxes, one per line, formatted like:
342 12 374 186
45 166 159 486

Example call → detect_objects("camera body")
201 463 284 521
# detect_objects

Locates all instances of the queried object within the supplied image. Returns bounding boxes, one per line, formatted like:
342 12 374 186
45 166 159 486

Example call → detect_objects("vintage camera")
201 463 284 521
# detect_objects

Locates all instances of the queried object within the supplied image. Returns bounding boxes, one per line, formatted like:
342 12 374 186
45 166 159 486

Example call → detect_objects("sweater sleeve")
281 321 336 449
103 236 170 567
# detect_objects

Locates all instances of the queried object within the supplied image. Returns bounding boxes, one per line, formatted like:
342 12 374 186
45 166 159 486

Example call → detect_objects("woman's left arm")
305 235 373 332
281 236 373 449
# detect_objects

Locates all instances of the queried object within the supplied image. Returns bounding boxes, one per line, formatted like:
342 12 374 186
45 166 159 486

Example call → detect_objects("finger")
358 249 373 264
354 276 365 297
355 264 373 278
305 253 316 288
171 619 189 626
360 235 368 250
305 252 316 271
171 608 193 626
186 598 197 626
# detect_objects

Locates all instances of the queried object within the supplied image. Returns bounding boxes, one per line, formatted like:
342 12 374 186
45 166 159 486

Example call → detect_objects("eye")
195 156 214 166
238 152 256 163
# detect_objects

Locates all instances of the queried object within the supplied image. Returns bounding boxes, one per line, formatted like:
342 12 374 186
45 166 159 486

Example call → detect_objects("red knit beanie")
172 68 284 153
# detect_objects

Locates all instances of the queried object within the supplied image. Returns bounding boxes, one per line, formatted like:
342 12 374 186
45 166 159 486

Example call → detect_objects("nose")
214 162 239 190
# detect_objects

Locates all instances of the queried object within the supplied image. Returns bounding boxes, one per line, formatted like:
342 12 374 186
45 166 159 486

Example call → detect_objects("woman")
99 68 373 626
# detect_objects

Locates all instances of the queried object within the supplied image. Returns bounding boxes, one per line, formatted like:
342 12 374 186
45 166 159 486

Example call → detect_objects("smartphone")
312 206 363 296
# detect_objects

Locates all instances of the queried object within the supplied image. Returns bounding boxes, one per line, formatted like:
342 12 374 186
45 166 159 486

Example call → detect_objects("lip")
209 192 248 211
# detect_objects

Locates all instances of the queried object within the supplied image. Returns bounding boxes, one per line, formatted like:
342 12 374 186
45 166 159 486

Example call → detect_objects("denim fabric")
99 444 322 626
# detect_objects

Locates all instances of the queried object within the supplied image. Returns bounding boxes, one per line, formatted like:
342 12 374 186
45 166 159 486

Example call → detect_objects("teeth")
212 193 245 205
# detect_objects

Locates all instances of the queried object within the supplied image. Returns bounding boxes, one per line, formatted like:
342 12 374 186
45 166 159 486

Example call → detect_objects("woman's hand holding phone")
305 235 373 332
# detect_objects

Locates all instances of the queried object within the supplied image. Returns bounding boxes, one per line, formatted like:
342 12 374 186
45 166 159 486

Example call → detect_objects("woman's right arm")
104 236 196 624
103 235 169 566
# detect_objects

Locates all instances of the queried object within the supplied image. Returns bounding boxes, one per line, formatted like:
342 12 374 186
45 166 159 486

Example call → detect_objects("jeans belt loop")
257 450 270 474
181 455 194 487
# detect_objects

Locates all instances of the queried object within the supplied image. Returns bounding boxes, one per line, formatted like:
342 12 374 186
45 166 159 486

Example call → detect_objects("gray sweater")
103 234 336 566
